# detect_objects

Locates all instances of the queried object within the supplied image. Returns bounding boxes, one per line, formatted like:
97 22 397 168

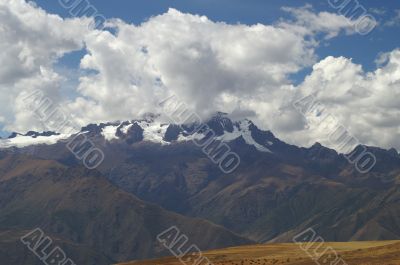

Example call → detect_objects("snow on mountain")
216 120 272 153
136 120 170 145
101 124 120 141
0 133 71 148
120 123 133 134
0 114 274 153
177 132 204 142
100 120 170 145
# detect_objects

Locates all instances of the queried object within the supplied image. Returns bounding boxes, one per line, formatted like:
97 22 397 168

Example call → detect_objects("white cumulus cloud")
2 0 399 151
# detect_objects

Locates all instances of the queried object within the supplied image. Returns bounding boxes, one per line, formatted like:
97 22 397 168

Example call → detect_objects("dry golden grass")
117 240 400 265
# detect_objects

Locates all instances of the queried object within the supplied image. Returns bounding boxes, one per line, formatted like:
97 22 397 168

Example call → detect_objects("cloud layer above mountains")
1 0 400 151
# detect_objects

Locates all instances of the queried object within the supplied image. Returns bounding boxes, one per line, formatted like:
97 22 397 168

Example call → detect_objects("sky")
1 0 400 151
31 0 400 73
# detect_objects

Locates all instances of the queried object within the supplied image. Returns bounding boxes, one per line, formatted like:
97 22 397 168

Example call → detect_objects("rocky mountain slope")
0 154 251 264
1 113 400 264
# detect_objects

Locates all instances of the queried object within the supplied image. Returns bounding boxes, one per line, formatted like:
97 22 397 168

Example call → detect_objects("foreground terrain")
119 240 400 265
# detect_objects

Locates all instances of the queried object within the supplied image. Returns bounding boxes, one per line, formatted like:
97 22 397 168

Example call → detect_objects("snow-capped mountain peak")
0 131 71 148
0 113 275 153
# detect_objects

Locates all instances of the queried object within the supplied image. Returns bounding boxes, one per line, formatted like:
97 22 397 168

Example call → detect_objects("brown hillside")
118 240 400 265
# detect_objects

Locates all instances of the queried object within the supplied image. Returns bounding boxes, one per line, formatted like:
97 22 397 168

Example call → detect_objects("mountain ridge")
1 113 400 256
1 113 398 157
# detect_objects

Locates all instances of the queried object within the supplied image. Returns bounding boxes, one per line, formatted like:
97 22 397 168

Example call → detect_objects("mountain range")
0 113 400 264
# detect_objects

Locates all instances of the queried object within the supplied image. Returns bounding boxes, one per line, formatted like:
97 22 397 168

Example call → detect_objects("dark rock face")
8 132 20 139
114 121 145 144
81 123 106 135
24 131 60 138
163 124 182 142
207 112 234 135
125 123 144 144
7 131 60 139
